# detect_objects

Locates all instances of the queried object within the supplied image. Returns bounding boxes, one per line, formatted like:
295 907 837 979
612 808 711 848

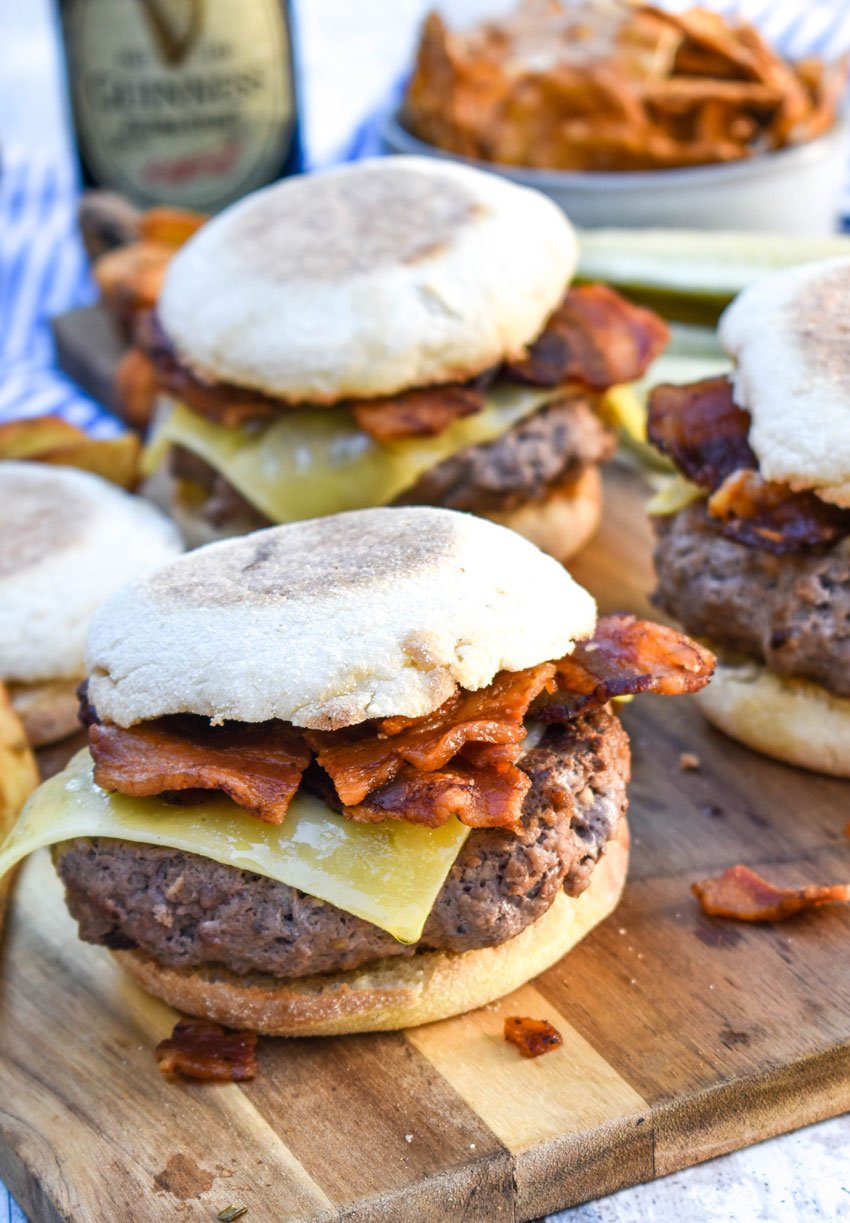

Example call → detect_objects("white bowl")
381 110 849 235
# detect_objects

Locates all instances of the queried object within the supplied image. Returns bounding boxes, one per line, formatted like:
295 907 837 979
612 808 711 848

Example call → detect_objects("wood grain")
2 464 850 1222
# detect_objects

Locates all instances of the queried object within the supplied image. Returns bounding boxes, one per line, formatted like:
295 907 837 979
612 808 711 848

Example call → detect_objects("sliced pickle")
577 228 850 322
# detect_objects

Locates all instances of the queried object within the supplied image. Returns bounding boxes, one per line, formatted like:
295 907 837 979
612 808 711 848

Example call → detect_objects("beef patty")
170 394 614 528
396 395 613 513
57 708 629 979
654 503 850 696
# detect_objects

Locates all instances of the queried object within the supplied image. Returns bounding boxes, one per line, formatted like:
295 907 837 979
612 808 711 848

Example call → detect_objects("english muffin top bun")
139 156 667 559
158 157 577 402
86 506 594 730
2 506 712 1036
649 256 850 776
0 463 181 749
719 256 850 507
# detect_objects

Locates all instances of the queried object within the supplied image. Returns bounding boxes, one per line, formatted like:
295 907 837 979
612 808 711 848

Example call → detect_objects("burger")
0 506 712 1034
648 257 850 776
136 156 668 556
0 462 181 759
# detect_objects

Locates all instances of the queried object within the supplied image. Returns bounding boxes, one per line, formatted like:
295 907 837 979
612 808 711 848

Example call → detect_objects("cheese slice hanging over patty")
144 380 568 524
0 751 470 944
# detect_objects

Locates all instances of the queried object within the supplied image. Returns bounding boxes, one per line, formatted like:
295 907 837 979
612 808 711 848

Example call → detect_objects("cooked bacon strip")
647 376 756 489
350 383 485 441
707 469 850 554
648 377 850 551
89 717 310 824
346 761 530 830
506 284 669 389
306 663 554 805
534 614 715 722
155 1019 258 1082
693 864 850 922
88 620 711 830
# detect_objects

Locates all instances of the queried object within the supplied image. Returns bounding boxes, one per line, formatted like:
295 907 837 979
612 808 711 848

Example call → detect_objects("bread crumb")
404 1134 413 1143
679 751 700 771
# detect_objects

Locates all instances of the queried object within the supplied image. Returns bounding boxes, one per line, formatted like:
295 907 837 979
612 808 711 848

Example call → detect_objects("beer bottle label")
63 0 296 210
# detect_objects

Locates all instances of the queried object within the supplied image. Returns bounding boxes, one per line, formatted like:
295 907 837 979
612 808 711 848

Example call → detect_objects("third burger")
134 155 668 555
647 257 850 776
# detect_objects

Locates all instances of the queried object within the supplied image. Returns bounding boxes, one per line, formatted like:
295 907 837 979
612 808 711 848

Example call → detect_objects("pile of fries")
0 416 141 489
403 1 848 172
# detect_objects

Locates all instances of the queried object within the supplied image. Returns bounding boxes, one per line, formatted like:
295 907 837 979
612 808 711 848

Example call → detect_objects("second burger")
136 156 668 555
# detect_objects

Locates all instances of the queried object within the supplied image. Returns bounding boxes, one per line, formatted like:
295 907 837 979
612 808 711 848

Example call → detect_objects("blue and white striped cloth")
0 147 118 436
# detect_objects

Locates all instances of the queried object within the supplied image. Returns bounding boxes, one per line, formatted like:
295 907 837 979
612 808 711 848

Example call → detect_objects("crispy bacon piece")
350 383 485 441
89 717 310 824
647 376 756 489
155 1020 258 1082
535 614 715 722
143 286 667 434
88 619 712 830
115 347 159 431
307 664 554 806
504 1016 563 1058
347 760 530 829
692 864 850 922
506 284 669 390
648 377 850 552
707 469 850 554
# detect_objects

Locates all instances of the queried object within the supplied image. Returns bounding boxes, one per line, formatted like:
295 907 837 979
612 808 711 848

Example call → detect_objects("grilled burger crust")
56 708 629 980
654 504 850 697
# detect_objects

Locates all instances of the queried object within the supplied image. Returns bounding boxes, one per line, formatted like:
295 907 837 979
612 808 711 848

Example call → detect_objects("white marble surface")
1 1 849 1219
556 1114 850 1221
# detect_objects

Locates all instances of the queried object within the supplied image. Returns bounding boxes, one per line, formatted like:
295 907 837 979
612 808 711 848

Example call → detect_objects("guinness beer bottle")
59 0 302 212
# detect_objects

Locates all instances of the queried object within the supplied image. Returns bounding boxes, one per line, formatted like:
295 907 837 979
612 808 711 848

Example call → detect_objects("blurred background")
5 0 850 168
4 0 510 166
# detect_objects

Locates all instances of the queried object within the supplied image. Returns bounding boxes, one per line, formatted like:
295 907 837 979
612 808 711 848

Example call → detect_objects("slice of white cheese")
0 751 470 944
143 381 571 523
646 472 705 516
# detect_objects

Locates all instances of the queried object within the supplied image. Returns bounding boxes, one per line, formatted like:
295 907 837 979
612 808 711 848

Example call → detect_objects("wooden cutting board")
2 464 850 1223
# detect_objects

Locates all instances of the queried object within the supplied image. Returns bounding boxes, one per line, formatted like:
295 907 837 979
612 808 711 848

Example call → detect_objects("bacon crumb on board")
155 1019 258 1082
692 864 850 922
504 1016 563 1058
679 752 701 771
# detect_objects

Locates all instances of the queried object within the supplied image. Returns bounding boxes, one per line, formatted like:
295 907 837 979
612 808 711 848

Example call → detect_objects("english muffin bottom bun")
647 257 850 774
0 462 182 748
138 156 668 558
695 660 850 778
1 507 712 1036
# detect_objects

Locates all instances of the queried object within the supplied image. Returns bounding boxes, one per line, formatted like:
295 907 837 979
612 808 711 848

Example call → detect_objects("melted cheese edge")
144 381 634 522
0 751 470 944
